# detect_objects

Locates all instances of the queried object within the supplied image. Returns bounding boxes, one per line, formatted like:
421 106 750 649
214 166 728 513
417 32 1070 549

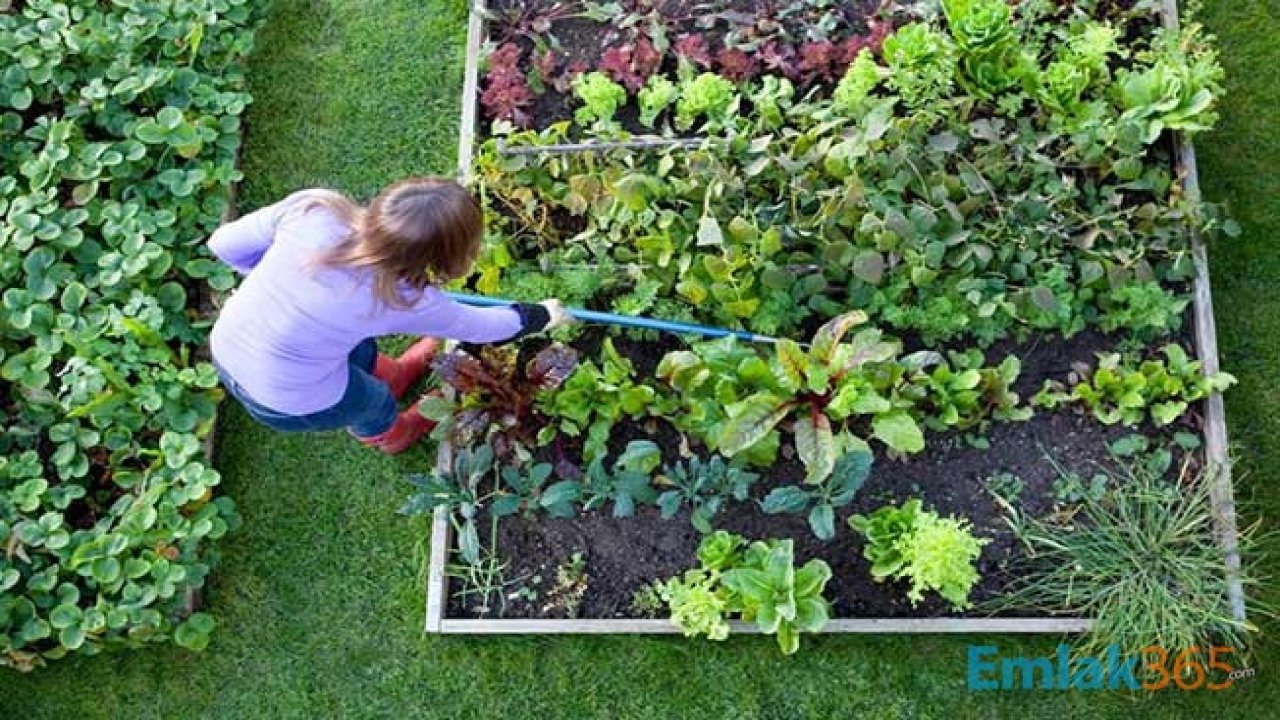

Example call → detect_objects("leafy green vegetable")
720 538 832 655
637 75 677 128
658 569 730 640
573 71 627 127
832 49 881 115
675 73 738 130
1035 344 1236 427
749 75 795 129
427 344 579 460
760 445 873 540
696 530 745 571
849 500 988 610
401 445 497 566
897 512 988 609
882 23 955 108
1114 23 1224 142
1 0 259 669
656 532 831 654
848 499 923 579
538 338 668 462
656 457 760 533
661 313 1027 482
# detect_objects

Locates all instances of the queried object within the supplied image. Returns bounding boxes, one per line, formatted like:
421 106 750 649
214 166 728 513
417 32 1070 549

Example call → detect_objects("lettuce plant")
720 538 832 655
696 530 745 571
1114 24 1224 142
848 499 923 579
849 500 988 610
897 512 988 609
658 532 832 655
598 36 662 93
658 568 730 640
832 49 882 115
637 75 678 128
942 0 1030 100
482 43 535 127
1037 22 1120 115
882 23 955 108
573 71 627 127
675 72 738 130
942 0 1014 53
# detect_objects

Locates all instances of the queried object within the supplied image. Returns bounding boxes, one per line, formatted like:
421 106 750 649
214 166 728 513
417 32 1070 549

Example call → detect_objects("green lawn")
2 1 1278 717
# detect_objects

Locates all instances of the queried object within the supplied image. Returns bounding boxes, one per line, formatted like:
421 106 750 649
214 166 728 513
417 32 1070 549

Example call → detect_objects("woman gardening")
207 177 573 454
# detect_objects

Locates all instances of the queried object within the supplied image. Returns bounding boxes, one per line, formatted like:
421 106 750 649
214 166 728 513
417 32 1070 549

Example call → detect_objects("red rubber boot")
355 401 436 455
372 337 441 399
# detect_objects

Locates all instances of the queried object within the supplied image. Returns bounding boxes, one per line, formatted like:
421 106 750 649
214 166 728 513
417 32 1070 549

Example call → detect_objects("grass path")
2 1 1278 717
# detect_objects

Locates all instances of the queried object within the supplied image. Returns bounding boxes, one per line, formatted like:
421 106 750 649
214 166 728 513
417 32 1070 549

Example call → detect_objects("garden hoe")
444 291 784 345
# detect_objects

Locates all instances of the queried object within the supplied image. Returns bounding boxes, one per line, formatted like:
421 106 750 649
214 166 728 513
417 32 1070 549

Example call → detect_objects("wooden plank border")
497 137 714 156
1160 0 1246 623
424 0 1239 635
456 0 486 183
438 618 1092 635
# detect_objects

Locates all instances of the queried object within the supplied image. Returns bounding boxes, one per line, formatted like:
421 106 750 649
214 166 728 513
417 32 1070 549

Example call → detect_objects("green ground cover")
2 1 1277 717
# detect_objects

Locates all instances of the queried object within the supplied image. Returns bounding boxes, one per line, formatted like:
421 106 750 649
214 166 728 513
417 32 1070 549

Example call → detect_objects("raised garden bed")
417 0 1247 649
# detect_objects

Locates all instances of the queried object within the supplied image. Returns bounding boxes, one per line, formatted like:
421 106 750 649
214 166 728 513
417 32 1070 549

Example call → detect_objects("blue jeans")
216 339 398 438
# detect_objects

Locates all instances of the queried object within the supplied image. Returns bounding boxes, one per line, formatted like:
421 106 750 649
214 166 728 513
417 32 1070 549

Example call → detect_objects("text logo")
967 644 1255 691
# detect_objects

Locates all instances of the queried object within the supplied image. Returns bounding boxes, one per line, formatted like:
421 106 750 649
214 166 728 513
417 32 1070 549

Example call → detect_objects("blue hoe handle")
443 291 778 345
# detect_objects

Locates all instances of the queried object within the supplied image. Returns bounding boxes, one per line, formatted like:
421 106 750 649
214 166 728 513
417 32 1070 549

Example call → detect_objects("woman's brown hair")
307 177 484 309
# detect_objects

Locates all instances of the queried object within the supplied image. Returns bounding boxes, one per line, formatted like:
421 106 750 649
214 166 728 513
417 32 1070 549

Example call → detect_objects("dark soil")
449 407 1133 620
444 326 1196 621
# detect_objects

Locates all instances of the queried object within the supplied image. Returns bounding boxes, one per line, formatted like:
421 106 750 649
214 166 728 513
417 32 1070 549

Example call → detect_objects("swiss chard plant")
661 312 1029 484
423 344 579 461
